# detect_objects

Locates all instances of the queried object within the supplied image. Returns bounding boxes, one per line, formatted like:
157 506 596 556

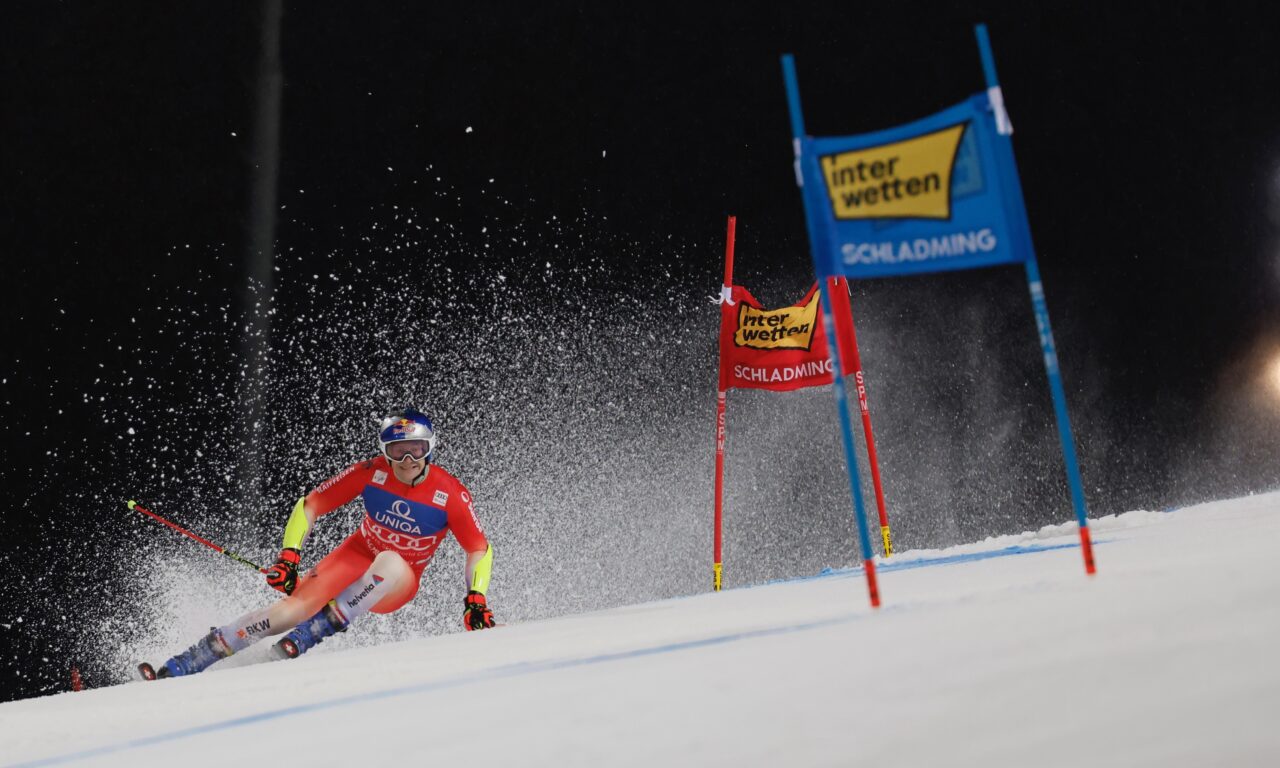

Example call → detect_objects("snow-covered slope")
4 493 1279 767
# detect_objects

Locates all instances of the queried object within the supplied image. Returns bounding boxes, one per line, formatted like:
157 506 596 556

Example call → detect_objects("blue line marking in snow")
872 541 1087 574
8 613 875 768
8 536 1098 767
751 539 1100 590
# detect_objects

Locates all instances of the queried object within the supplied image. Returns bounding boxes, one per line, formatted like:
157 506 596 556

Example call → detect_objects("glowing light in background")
1267 351 1280 403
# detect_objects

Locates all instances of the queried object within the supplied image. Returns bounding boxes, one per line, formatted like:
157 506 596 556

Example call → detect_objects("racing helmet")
377 407 436 464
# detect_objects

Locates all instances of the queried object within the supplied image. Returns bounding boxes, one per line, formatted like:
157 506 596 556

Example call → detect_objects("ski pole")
126 500 267 573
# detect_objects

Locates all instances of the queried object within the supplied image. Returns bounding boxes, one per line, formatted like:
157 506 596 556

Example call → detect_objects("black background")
3 1 1279 701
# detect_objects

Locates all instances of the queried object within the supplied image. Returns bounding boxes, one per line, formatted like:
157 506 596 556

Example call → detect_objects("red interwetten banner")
719 277 858 392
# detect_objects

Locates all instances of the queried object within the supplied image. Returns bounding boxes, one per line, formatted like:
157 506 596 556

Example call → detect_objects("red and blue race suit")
294 456 487 614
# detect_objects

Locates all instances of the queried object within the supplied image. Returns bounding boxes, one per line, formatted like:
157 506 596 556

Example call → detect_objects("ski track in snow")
2 492 1278 767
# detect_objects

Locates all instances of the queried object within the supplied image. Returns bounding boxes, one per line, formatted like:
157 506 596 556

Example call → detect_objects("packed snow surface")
3 493 1278 767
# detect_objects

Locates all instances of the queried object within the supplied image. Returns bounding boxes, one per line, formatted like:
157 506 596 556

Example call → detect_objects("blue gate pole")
975 24 1096 574
781 54 882 606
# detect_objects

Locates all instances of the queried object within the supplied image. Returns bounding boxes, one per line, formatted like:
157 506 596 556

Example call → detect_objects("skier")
140 407 496 679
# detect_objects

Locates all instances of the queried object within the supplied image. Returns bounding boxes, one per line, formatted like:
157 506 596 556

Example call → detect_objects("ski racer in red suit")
142 408 496 679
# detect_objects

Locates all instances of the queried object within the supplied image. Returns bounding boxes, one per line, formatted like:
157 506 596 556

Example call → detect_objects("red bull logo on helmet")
381 414 433 442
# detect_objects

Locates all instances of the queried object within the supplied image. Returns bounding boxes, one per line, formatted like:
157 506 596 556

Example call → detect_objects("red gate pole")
713 215 737 591
834 279 894 556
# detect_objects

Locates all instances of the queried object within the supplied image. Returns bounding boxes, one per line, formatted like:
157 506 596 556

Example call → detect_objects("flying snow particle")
126 427 136 435
465 126 473 133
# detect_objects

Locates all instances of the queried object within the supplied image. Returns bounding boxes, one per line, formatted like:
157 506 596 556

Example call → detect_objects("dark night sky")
6 2 1277 411
2 1 1279 699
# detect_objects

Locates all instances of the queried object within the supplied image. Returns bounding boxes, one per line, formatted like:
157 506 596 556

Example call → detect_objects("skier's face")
390 454 426 483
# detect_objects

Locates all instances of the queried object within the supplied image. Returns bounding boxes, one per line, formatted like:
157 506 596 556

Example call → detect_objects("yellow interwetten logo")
735 291 819 351
820 123 967 220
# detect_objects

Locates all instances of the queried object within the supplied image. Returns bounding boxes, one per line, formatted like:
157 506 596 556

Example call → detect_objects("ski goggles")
384 439 431 462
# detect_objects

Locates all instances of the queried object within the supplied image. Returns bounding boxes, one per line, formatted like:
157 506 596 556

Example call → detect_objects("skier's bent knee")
370 550 413 584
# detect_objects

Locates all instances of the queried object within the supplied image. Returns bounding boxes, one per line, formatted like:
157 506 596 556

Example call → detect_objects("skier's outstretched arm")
465 544 493 595
452 488 496 630
461 543 495 630
265 461 368 594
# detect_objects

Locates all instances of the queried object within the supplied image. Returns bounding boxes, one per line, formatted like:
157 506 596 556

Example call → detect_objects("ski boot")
274 602 348 659
141 628 234 680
